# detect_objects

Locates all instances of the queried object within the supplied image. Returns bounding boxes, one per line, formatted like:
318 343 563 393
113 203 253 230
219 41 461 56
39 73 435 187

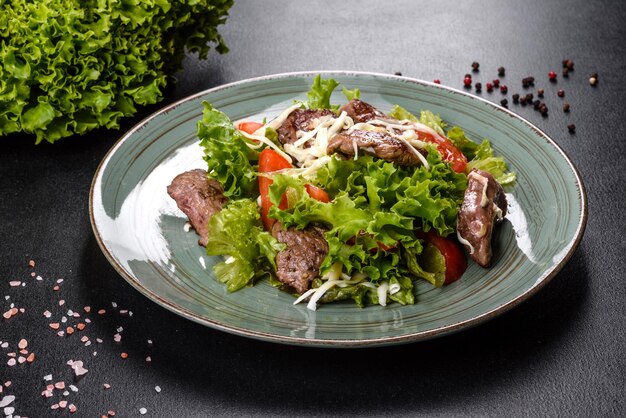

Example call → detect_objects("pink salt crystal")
18 339 27 349
103 383 111 389
81 336 89 343
9 281 21 287
69 404 77 413
145 356 152 362
55 381 65 390
46 384 54 391
98 309 106 315
7 358 16 366
4 381 11 387
28 260 35 267
59 300 65 306
43 310 52 318
18 356 26 363
113 334 121 343
51 403 60 410
59 400 68 408
84 306 91 313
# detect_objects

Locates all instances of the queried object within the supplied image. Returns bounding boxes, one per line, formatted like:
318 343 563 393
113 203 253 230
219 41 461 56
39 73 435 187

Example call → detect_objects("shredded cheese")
238 129 293 164
377 282 389 306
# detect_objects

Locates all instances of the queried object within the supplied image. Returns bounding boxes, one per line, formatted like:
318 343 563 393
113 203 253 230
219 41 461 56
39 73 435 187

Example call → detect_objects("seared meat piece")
327 129 425 166
271 222 329 294
276 108 335 146
167 169 228 247
340 99 386 123
456 169 508 267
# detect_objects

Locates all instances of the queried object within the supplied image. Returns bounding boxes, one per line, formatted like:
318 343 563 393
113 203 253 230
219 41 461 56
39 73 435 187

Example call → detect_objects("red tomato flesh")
418 230 468 284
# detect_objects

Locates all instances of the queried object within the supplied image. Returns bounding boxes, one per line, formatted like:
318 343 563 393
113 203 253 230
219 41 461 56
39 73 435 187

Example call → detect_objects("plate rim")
89 70 588 347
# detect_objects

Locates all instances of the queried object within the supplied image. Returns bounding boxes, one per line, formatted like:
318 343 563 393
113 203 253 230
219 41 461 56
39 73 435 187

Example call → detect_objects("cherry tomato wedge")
418 230 468 284
413 126 467 173
258 149 331 230
304 184 331 203
237 121 265 135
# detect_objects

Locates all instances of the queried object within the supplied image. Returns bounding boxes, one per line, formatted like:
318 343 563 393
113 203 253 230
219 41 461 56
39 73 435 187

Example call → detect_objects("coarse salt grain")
69 385 78 392
31 272 36 277
63 390 69 396
55 381 65 390
120 352 128 359
84 306 91 313
18 356 26 364
81 336 89 343
61 316 67 323
19 349 27 355
1 342 8 348
85 318 92 323
155 386 161 393
44 310 52 318
7 352 15 357
36 275 43 281
113 334 121 343
139 407 147 414
9 281 21 287
53 285 60 291
18 339 27 349
57 279 64 284
111 302 117 308
59 400 68 408
69 404 77 413
103 383 111 389
145 356 151 362
4 382 10 387
98 309 106 315
57 331 65 337
7 358 16 366
51 403 60 409
28 260 35 268
96 338 103 344
77 323 86 331
44 374 52 381
116 326 123 333
27 353 35 362
49 323 60 330
59 299 65 306
0 395 15 407
4 406 15 415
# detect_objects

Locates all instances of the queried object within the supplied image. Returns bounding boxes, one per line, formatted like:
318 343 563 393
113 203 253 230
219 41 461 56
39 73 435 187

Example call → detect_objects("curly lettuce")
0 0 232 143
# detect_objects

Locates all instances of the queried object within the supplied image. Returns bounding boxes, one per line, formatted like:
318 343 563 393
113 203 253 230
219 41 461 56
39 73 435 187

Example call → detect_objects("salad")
167 75 515 310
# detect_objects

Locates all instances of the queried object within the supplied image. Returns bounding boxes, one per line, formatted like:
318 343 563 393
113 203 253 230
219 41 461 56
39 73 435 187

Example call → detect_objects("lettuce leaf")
1 0 233 143
306 74 339 110
205 199 284 292
197 102 259 198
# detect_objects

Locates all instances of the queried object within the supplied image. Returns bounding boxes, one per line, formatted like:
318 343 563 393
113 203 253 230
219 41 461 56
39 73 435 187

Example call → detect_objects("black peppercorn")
563 103 571 112
500 98 508 107
568 124 576 133
497 66 505 76
475 82 482 92
537 89 544 98
512 93 520 103
472 62 480 72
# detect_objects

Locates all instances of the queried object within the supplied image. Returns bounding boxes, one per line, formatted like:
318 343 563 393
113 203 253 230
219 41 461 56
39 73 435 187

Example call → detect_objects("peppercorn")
557 89 565 97
500 98 508 107
500 85 508 94
463 76 472 88
548 71 557 81
492 79 500 87
472 62 480 72
563 103 571 112
512 93 520 103
568 124 576 133
589 72 598 86
520 96 527 106
522 76 535 88
433 79 441 84
533 100 541 109
498 66 506 76
525 93 534 102
486 82 494 92
394 72 402 76
539 104 548 116
537 89 544 98
563 67 569 78
475 82 482 92
562 59 574 70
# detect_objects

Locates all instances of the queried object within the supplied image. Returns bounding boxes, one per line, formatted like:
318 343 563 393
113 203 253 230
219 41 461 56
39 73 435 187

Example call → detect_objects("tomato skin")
418 230 468 284
237 121 265 135
258 149 331 230
414 127 467 173
258 149 292 230
304 184 331 203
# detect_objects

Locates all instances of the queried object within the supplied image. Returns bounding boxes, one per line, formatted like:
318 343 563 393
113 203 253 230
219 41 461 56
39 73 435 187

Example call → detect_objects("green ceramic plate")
90 71 587 347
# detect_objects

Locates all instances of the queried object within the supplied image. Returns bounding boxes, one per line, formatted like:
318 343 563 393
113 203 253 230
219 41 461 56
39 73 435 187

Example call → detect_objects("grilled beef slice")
327 129 424 166
276 108 335 146
167 169 228 247
340 99 386 123
456 169 507 267
271 222 329 294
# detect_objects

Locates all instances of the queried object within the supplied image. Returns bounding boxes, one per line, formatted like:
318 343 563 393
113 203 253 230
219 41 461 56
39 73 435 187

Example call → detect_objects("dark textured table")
2 0 625 416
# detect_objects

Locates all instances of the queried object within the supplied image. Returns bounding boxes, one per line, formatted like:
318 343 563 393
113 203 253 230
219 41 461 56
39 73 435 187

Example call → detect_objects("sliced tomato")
237 121 265 135
258 149 331 230
413 126 467 173
304 184 331 203
417 230 468 284
258 149 292 230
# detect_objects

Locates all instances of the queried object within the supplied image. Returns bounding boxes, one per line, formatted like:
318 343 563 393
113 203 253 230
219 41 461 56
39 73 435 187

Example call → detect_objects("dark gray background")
2 0 625 416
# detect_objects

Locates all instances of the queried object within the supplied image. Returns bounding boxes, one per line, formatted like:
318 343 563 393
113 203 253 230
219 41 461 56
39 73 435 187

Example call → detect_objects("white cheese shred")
377 282 390 306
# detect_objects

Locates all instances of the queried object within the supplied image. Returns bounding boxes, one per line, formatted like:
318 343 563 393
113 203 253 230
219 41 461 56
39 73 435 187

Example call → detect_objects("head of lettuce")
0 0 232 143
